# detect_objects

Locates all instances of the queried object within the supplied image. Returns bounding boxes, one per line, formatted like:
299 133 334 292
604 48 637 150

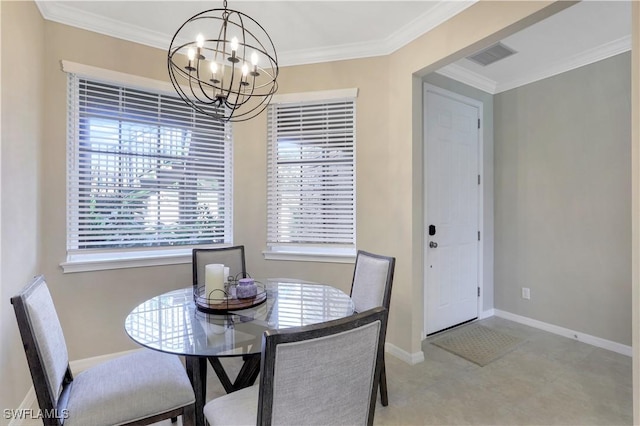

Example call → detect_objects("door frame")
423 83 484 337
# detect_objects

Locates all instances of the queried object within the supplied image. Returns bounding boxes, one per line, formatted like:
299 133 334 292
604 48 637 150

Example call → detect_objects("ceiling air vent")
466 42 517 66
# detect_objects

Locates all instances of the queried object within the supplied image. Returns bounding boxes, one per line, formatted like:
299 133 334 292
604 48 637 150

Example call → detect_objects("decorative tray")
194 283 267 314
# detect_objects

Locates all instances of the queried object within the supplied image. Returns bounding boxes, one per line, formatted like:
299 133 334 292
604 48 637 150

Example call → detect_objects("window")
64 68 232 272
265 89 357 263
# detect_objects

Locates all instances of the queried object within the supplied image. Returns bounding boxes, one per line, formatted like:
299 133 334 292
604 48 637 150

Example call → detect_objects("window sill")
60 249 193 273
262 249 356 264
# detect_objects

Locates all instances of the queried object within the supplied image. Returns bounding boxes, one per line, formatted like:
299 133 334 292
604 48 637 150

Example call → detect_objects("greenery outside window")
63 64 232 272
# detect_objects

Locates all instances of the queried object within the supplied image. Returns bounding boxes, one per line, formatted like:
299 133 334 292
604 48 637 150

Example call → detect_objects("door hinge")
478 287 481 297
478 118 481 129
478 231 481 241
478 174 481 185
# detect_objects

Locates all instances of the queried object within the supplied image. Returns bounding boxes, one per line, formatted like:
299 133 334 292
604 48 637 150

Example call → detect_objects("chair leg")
379 354 388 406
182 403 196 426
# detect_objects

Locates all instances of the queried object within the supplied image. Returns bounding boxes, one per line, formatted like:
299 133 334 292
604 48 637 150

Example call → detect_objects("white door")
424 85 480 335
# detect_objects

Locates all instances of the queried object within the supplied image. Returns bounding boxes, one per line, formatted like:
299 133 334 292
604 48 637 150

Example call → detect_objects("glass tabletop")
124 279 355 357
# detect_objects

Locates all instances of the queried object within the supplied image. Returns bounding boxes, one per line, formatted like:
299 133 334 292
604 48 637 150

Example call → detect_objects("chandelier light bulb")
250 51 260 76
168 1 279 122
185 47 197 72
209 61 220 84
195 34 206 60
240 62 250 86
228 36 240 63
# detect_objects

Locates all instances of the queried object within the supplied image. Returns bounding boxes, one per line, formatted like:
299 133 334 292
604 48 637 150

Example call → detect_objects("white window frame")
60 61 233 273
264 88 358 263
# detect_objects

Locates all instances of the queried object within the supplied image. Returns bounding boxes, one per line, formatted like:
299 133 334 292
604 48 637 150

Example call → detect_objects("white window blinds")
67 74 232 253
267 96 356 252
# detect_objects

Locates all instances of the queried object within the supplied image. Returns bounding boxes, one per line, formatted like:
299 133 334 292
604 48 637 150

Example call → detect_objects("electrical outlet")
522 287 530 300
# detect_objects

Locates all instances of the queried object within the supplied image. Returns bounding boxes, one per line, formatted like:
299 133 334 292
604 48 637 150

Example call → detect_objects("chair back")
10 275 72 425
350 250 396 313
258 307 388 426
192 246 247 286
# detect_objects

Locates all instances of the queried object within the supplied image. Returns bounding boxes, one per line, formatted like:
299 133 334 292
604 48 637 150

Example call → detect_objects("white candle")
205 264 225 299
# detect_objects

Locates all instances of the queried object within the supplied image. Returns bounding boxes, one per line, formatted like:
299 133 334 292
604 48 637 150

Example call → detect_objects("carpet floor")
125 317 634 425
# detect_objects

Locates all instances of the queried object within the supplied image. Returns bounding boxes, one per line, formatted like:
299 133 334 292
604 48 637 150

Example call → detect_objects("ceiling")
36 0 631 94
438 0 631 94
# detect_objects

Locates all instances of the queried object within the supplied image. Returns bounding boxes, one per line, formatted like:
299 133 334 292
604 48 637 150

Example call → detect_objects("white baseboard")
9 349 142 426
494 309 632 357
479 308 495 319
8 388 36 426
385 342 425 365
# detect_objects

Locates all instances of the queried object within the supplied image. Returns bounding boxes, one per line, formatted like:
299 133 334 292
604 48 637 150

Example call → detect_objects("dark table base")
185 354 261 426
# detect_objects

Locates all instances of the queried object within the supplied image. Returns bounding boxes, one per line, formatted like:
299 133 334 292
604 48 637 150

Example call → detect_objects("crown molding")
275 0 477 66
34 0 629 79
495 35 631 93
36 1 476 67
435 63 498 94
435 34 631 95
278 40 389 67
36 1 171 51
382 0 476 55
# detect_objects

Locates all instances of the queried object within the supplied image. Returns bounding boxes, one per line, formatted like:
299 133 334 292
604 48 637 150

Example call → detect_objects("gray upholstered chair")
10 275 195 426
350 249 396 406
203 307 388 426
192 245 247 287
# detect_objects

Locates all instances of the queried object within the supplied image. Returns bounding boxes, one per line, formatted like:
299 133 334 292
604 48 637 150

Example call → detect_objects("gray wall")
494 52 631 345
423 73 495 313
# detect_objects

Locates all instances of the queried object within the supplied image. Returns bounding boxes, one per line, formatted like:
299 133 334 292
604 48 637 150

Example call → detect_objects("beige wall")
4 0 603 413
38 21 395 357
40 22 196 360
234 57 391 294
494 53 632 345
33 1 568 364
1 0 44 418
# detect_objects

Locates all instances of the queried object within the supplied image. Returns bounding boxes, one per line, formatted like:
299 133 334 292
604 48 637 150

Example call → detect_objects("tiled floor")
24 317 633 425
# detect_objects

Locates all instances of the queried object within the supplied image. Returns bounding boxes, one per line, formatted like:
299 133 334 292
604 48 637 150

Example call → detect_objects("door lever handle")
429 241 438 248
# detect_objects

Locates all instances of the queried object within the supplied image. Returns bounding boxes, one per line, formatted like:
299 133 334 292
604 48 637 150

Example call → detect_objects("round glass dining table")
124 278 354 426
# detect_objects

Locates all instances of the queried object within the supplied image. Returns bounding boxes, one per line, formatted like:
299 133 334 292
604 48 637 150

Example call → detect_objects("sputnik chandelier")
168 1 279 122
